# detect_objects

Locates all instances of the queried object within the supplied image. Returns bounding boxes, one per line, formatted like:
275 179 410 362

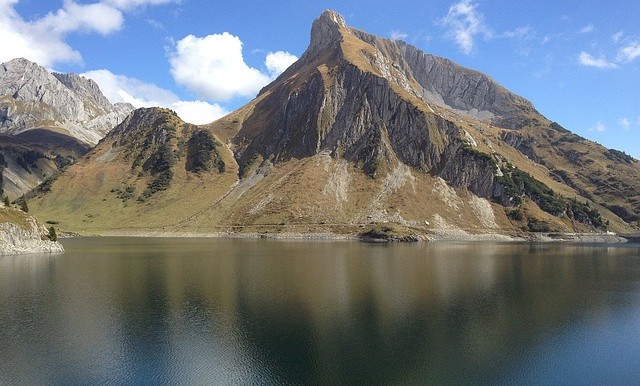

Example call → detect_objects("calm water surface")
1 238 640 385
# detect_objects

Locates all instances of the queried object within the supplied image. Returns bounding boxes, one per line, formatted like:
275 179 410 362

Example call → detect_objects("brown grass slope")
29 108 238 232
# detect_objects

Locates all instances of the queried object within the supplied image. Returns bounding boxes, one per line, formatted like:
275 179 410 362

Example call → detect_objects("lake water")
1 238 640 385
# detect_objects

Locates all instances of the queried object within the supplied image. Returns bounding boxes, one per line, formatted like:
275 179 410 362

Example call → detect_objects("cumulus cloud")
0 0 179 67
390 30 408 41
616 41 640 63
169 32 297 101
440 0 491 54
36 1 124 36
82 69 227 124
578 51 618 69
265 51 298 77
0 0 81 66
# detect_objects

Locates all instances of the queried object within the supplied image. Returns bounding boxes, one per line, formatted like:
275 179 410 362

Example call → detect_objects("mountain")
0 58 134 198
27 11 639 238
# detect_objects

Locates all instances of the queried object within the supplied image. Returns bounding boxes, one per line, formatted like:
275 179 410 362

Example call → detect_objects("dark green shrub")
48 226 57 242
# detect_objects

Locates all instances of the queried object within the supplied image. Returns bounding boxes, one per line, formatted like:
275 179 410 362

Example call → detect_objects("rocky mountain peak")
309 9 348 52
52 72 113 111
108 107 179 144
1 58 55 98
0 57 133 145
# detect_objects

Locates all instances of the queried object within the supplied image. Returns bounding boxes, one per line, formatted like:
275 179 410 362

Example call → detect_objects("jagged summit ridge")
0 57 133 145
306 10 348 61
286 10 535 128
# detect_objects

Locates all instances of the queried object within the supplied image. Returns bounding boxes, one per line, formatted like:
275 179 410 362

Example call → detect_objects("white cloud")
578 24 594 34
0 0 178 67
612 31 624 43
501 27 533 40
390 30 408 41
616 41 640 63
36 1 123 36
265 51 297 77
105 0 179 10
82 69 227 124
578 51 618 69
440 0 491 54
0 0 82 66
171 100 228 125
588 121 607 132
618 117 631 129
169 32 297 101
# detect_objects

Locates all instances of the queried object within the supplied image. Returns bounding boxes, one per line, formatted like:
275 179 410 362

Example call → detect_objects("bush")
526 218 552 232
138 170 173 201
48 226 57 242
507 209 523 221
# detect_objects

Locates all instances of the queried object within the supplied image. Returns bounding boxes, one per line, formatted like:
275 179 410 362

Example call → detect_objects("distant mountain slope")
28 11 639 236
0 58 134 198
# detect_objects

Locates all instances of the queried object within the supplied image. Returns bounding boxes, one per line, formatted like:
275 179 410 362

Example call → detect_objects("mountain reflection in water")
1 238 639 385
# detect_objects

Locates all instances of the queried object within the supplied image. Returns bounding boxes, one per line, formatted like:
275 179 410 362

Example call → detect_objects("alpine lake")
1 237 640 385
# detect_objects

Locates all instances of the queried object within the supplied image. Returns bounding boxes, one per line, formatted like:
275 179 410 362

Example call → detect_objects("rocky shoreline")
82 228 634 244
0 218 64 255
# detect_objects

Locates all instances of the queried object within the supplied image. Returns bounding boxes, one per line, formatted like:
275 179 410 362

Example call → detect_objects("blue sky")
2 0 639 159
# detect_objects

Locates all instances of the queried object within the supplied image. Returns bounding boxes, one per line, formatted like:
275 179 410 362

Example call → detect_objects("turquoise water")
1 238 639 385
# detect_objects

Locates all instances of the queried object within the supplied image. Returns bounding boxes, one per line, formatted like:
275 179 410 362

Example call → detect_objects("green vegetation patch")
16 150 45 171
185 130 225 173
138 170 173 202
604 149 636 164
359 223 419 242
498 165 607 229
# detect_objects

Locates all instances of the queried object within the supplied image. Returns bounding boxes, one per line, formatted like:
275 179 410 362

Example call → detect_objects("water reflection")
1 239 639 384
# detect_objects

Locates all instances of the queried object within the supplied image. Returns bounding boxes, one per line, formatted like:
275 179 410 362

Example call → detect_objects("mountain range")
0 58 133 199
4 10 639 239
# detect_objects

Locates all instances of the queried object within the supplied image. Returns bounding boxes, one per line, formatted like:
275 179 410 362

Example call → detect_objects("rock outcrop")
0 207 63 255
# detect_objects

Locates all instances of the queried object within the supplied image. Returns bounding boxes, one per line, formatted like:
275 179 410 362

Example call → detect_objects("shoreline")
61 229 632 244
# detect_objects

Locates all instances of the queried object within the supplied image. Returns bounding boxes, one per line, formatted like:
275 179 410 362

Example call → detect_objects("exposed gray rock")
348 29 537 129
0 211 64 255
0 58 133 145
500 130 539 161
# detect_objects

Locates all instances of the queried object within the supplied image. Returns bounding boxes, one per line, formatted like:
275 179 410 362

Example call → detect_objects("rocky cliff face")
0 58 133 145
0 206 64 255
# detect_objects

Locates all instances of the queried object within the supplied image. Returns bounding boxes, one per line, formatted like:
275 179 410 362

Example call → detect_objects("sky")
2 0 639 159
